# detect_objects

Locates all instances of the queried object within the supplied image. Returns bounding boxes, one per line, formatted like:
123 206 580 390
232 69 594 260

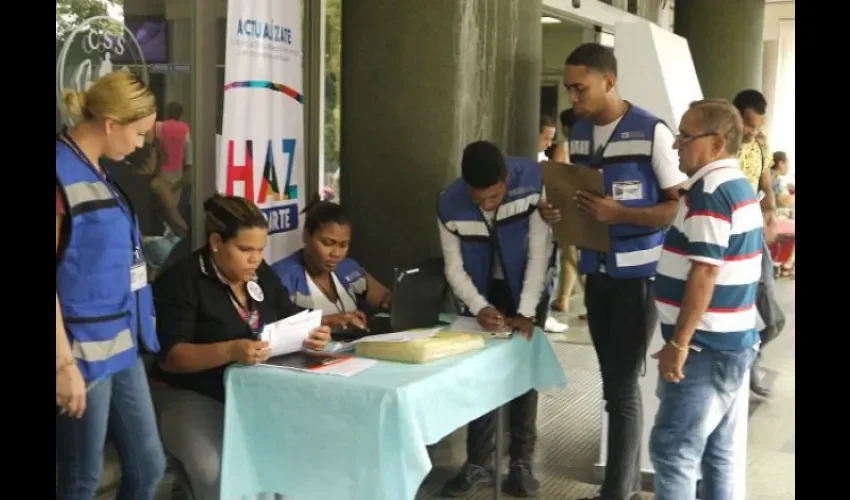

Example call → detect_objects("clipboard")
541 161 611 252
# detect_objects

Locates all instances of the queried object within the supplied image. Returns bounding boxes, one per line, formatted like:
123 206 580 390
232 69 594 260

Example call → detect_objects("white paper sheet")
331 327 443 352
353 327 443 344
260 309 323 357
445 317 511 338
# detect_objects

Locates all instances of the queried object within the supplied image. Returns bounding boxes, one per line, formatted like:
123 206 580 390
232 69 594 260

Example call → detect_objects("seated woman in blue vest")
272 199 391 329
56 71 167 499
150 194 331 500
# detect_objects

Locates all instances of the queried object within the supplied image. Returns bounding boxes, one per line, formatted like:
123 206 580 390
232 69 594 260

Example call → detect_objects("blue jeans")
649 347 757 500
56 357 166 500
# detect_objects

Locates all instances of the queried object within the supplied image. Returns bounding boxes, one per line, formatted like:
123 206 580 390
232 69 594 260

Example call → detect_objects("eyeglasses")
675 131 718 144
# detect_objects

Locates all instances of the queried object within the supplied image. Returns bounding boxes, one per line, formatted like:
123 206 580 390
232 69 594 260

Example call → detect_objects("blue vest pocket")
65 309 136 381
65 309 133 344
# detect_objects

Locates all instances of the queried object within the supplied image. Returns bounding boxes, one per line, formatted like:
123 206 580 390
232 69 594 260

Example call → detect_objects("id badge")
612 181 643 201
130 261 148 292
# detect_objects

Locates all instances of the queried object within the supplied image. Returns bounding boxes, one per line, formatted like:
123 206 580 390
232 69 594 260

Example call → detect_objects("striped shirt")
654 158 763 350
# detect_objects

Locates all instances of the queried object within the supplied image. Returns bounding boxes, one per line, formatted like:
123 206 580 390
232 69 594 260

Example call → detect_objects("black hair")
461 141 507 189
539 115 556 131
732 89 767 115
302 196 351 234
559 108 577 129
565 43 618 76
203 194 267 242
165 101 184 120
772 151 787 168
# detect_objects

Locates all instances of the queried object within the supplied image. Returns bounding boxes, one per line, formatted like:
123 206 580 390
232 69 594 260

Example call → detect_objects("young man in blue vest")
437 140 552 498
539 43 687 500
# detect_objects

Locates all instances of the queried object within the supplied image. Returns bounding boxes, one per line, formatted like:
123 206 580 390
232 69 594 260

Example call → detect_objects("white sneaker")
544 316 569 333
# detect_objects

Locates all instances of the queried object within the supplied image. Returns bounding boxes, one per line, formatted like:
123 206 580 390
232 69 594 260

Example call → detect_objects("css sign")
56 16 148 126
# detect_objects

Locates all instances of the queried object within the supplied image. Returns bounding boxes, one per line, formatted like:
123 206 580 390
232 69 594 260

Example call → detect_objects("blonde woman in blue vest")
272 199 391 329
56 71 166 500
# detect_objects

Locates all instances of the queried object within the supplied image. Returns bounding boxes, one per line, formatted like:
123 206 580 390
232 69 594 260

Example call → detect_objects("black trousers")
465 279 546 467
585 274 656 500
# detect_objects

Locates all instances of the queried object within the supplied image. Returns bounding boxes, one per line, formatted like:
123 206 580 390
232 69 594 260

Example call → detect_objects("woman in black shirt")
150 194 330 500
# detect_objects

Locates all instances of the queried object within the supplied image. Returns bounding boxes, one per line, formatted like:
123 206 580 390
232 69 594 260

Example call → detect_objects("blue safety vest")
272 250 369 312
569 104 667 279
56 139 159 382
437 156 542 314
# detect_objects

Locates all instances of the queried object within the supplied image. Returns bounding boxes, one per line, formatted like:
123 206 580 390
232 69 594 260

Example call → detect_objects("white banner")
217 0 304 266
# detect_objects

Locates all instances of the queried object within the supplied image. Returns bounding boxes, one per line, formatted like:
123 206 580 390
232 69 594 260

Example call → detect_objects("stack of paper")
263 352 377 377
333 327 443 352
260 310 323 357
355 332 485 364
258 311 377 376
445 317 512 338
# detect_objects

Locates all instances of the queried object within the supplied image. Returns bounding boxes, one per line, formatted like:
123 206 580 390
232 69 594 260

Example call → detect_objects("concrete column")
761 40 780 135
340 0 542 284
191 0 219 249
674 0 766 100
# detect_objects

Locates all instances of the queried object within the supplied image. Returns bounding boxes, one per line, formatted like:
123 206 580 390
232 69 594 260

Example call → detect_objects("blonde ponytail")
60 72 155 125
62 89 87 119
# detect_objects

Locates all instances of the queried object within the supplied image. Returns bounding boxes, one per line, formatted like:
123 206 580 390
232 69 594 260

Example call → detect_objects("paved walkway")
417 278 795 499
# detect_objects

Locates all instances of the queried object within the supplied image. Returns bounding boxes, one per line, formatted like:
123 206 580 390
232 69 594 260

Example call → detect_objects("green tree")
56 0 124 42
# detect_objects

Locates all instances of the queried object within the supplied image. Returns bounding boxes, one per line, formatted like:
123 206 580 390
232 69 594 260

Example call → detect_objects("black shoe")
577 493 642 500
502 460 540 497
750 372 771 398
441 463 493 498
751 381 771 398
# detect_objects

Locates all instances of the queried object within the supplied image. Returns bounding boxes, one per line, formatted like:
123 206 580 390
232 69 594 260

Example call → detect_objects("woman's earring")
213 248 219 253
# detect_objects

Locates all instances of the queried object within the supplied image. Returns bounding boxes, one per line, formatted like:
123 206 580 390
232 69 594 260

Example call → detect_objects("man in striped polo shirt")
649 99 763 500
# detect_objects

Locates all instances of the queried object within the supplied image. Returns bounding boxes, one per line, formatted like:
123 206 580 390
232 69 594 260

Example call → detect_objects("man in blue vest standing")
539 43 687 500
437 140 552 498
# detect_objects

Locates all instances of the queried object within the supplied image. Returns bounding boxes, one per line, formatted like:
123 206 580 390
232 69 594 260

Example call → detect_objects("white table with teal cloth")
219 329 568 500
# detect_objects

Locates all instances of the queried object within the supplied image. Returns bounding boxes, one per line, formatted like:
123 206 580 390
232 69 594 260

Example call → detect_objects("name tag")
131 262 148 292
612 181 644 201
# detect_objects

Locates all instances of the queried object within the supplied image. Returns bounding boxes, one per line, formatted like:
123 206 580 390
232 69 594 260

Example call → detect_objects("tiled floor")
418 278 796 500
136 280 794 500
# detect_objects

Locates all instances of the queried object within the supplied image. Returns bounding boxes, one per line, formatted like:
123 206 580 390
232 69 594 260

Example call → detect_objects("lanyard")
58 131 141 258
205 253 262 336
312 272 353 314
228 286 260 334
300 251 356 314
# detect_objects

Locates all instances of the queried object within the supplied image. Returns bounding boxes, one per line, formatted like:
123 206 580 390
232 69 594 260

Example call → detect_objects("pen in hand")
477 306 507 331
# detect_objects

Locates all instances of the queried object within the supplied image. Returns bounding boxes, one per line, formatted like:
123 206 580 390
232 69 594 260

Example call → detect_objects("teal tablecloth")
220 330 567 500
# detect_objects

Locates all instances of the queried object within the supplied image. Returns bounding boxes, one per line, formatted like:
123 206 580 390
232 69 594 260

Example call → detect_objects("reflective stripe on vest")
601 137 653 158
442 191 541 239
70 325 135 362
64 181 118 215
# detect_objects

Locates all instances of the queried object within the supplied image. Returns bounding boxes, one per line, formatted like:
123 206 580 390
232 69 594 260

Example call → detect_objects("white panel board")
615 20 703 130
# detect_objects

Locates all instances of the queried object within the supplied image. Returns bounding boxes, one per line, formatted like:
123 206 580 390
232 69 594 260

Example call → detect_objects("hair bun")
61 89 87 118
203 193 225 212
301 193 322 214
